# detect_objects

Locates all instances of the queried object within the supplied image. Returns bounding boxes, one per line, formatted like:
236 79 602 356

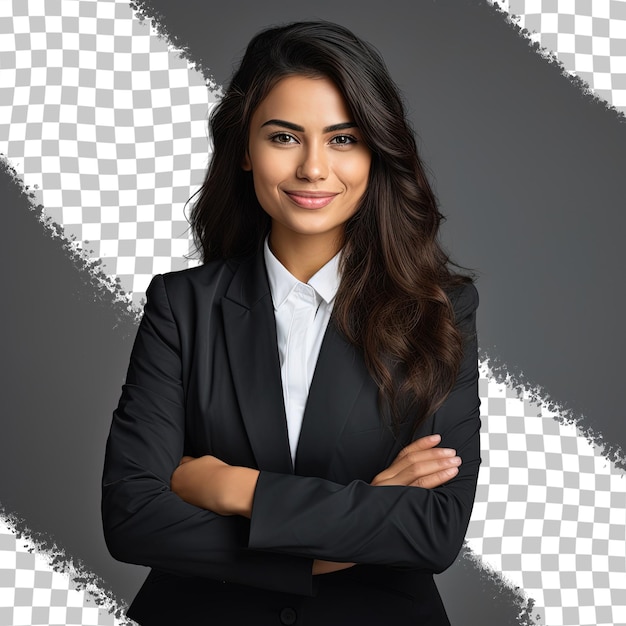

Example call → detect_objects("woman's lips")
284 191 339 209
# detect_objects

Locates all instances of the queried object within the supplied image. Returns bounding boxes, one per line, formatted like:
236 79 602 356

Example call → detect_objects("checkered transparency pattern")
0 0 215 307
490 0 626 113
1 1 626 626
0 371 623 626
0 518 131 626
467 363 626 626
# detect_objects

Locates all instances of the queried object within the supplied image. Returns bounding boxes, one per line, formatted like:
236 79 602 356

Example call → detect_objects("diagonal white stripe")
489 0 626 114
0 513 130 625
1 1 625 625
468 361 626 626
0 0 215 307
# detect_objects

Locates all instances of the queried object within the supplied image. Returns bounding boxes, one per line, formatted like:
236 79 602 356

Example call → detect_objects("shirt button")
279 607 297 625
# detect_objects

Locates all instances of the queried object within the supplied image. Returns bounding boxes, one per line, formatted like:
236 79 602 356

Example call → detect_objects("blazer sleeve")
101 274 315 596
248 282 481 573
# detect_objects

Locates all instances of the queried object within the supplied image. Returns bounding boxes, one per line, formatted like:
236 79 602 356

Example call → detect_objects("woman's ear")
242 151 252 171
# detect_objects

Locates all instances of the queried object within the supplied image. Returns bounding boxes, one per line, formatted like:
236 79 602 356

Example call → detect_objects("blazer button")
279 607 297 625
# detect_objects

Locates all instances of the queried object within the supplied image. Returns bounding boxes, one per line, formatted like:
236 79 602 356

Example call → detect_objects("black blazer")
102 251 481 626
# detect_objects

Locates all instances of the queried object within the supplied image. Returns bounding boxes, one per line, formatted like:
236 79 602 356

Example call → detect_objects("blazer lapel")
221 253 293 474
295 320 370 477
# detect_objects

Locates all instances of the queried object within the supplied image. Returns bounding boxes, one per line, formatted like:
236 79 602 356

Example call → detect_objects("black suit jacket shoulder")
102 254 480 624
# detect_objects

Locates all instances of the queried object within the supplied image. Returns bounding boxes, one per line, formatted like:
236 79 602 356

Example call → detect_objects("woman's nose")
296 145 328 181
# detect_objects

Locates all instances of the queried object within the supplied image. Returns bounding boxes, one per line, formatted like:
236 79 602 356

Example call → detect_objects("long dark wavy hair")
190 20 471 433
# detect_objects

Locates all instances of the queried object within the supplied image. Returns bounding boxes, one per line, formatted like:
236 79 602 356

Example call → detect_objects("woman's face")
243 75 371 250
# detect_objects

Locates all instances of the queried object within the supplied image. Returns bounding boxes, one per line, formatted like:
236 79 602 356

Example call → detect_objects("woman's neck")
268 230 342 283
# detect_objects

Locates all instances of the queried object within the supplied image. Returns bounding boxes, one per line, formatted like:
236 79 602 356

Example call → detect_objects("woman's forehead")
251 75 353 128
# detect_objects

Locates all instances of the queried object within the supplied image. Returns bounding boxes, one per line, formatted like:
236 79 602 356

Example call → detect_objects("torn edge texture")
1 154 138 622
485 0 626 123
479 349 626 471
3 6 618 619
456 545 543 626
0 167 542 626
0 155 142 329
0 504 135 625
129 0 223 95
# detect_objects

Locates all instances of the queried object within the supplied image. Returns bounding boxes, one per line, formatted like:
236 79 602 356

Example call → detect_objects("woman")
102 20 480 625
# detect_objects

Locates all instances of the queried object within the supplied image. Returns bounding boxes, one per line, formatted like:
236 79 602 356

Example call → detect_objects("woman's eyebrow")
260 119 358 133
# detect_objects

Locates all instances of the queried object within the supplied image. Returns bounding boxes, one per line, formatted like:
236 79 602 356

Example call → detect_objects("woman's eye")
330 134 356 145
271 133 296 144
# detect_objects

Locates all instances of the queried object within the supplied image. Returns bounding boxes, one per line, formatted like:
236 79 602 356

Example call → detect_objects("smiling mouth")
284 191 339 209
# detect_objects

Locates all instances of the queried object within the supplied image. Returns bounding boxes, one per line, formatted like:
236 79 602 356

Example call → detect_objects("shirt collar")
263 236 342 310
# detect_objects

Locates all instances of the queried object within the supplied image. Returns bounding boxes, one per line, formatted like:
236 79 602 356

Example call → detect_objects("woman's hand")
371 434 461 488
172 435 457 575
170 456 259 518
312 435 459 576
312 560 356 575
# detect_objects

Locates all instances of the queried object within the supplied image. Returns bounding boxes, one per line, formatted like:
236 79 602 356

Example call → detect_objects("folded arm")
248 283 480 572
102 274 479 593
102 275 315 595
170 432 462 574
170 283 481 574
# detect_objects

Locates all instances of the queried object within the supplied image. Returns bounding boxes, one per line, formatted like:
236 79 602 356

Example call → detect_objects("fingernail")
446 467 459 477
430 434 441 442
449 456 461 466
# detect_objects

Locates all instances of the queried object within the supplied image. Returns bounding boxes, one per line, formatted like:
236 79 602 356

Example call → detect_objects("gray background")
1 0 624 624
151 0 626 458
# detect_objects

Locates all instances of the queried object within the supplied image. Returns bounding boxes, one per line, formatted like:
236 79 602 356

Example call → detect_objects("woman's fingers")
395 434 441 459
312 560 356 575
371 453 461 487
373 447 457 483
409 466 460 489
370 434 461 487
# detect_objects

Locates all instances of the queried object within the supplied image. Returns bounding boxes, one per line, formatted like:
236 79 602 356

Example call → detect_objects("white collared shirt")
263 237 341 462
